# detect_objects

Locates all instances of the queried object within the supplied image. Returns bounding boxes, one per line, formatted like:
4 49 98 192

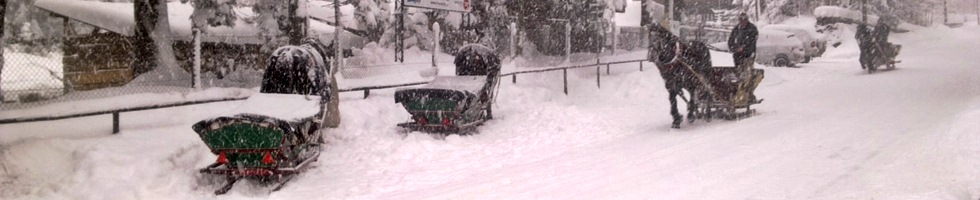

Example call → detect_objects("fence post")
192 28 202 89
606 64 610 75
432 22 440 70
512 74 516 84
596 66 601 88
563 69 568 95
363 89 370 99
565 20 571 64
112 112 120 134
640 61 644 71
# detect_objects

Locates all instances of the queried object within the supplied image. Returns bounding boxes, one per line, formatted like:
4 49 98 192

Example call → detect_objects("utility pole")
944 0 948 24
395 0 405 62
334 0 342 75
861 0 866 24
1 0 5 102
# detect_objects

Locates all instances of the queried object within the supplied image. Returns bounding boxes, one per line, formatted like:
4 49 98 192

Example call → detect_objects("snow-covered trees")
2 0 61 55
349 0 391 43
181 0 239 30
465 0 510 54
251 0 306 47
726 0 941 26
506 0 609 55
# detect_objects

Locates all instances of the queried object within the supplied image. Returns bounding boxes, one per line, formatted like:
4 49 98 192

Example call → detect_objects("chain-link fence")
1 33 268 111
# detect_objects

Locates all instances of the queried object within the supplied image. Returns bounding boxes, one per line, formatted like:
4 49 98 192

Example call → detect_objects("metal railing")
348 59 648 98
0 59 650 134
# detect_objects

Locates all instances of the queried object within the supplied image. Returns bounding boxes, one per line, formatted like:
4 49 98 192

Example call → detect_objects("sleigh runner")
692 66 765 120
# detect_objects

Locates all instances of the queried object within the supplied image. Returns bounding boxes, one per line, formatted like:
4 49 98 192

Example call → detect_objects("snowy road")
2 25 980 199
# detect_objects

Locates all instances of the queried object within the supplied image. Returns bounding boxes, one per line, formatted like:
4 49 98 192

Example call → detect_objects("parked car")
762 25 827 63
711 30 806 67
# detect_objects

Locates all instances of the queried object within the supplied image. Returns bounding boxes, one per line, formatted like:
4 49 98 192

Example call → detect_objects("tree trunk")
134 0 159 75
150 0 178 74
286 0 307 45
134 0 181 83
1 0 6 103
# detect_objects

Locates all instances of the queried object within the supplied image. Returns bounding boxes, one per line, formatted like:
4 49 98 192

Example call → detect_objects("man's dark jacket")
728 23 759 57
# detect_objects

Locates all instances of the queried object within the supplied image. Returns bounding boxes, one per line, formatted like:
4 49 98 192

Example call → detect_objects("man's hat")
738 13 749 20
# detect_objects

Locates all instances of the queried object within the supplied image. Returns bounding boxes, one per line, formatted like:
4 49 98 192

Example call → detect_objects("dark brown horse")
647 24 713 128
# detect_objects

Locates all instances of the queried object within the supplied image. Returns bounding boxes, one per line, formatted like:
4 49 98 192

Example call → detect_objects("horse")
646 24 713 128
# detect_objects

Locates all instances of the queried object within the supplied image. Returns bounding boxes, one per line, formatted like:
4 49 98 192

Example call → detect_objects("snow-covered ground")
2 24 980 199
0 51 63 103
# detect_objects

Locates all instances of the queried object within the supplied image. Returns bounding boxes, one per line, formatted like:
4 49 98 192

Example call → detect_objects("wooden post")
112 112 120 134
596 66 601 88
565 20 571 64
640 62 644 71
363 89 370 99
944 0 948 24
192 28 202 89
563 69 568 95
512 74 517 84
0 0 5 99
606 64 610 75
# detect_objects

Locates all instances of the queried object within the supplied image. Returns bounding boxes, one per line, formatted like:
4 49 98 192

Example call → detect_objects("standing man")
729 13 758 72
728 13 759 103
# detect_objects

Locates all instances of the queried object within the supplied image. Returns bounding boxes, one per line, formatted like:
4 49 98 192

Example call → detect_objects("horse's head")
647 24 678 65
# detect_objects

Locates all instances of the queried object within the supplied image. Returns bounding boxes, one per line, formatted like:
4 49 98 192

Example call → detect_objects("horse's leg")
669 89 682 129
687 88 698 123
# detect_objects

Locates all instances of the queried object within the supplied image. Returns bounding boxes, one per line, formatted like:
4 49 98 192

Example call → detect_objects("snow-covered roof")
34 0 135 36
814 6 879 25
34 0 357 44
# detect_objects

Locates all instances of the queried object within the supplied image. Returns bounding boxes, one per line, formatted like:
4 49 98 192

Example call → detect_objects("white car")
711 30 807 67
762 25 828 63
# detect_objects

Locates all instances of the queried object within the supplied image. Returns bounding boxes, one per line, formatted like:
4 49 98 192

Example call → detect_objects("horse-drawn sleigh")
857 23 902 74
191 39 339 195
647 24 765 128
